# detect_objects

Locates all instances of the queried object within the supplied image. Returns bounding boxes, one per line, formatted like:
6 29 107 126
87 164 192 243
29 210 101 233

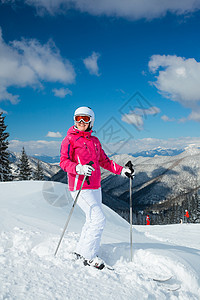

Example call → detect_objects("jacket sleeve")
60 136 77 174
98 142 123 175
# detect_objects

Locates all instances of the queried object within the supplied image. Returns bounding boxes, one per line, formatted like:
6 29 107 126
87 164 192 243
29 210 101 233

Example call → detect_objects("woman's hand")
121 166 135 179
76 164 95 176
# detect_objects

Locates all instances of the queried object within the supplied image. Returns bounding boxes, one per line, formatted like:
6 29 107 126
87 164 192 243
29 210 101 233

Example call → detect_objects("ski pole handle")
86 161 94 185
125 161 134 180
125 160 134 172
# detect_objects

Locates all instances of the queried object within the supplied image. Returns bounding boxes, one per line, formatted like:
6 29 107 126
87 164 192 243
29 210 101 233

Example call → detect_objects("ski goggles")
74 115 91 123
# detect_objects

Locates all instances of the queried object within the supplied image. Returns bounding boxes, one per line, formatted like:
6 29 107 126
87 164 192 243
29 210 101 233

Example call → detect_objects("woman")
60 106 134 269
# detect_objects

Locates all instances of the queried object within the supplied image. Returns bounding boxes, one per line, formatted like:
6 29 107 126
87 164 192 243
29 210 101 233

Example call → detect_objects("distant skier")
60 106 134 269
184 210 190 223
146 214 150 225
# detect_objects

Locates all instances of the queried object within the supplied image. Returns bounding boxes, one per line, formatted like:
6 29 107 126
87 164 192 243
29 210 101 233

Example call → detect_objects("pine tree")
177 204 182 224
196 190 200 222
17 147 32 180
0 112 13 181
33 160 45 181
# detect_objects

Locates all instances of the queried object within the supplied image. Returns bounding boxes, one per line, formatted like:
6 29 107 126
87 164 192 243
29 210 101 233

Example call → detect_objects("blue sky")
0 0 200 156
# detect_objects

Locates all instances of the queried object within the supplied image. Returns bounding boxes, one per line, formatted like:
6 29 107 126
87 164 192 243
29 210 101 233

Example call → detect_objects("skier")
146 214 150 225
184 210 190 223
60 106 134 269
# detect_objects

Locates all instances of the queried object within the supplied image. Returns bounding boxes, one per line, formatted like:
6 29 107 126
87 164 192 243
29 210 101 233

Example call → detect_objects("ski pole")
54 161 94 256
125 161 134 262
129 176 133 262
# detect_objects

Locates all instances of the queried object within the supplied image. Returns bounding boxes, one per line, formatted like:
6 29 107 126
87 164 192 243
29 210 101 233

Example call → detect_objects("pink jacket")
60 126 123 191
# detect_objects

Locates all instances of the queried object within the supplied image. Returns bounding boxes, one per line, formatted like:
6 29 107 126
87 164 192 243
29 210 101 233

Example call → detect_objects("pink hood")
60 126 123 191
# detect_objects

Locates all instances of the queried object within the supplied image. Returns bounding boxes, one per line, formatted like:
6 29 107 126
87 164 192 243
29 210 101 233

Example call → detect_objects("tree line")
0 112 44 182
115 189 200 225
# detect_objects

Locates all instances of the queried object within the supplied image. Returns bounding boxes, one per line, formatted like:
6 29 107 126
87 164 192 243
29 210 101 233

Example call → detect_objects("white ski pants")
70 188 106 260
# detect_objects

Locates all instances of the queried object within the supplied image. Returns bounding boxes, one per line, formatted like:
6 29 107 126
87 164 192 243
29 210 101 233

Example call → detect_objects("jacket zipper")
94 143 98 154
84 142 91 155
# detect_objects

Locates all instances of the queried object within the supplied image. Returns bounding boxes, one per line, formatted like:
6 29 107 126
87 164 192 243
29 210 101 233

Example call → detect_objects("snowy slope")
0 181 200 300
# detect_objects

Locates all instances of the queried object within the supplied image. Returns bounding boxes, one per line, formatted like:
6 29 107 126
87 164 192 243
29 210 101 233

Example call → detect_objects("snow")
0 181 200 300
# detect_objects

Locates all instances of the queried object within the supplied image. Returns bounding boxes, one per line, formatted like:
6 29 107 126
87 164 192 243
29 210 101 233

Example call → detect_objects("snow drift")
0 181 200 299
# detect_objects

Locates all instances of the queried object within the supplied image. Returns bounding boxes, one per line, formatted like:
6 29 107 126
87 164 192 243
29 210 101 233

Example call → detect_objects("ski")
72 258 180 291
72 255 180 291
157 283 181 292
152 276 172 282
150 276 181 292
105 265 114 271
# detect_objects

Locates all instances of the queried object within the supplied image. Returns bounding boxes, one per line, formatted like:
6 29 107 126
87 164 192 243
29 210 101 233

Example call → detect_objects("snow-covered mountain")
102 146 200 210
0 181 199 299
130 146 184 157
9 152 60 180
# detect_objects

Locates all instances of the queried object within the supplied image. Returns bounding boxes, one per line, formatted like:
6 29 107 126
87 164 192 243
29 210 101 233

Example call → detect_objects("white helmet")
74 106 95 128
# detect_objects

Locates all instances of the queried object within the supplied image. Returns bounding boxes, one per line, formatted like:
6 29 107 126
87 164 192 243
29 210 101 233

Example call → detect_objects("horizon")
8 138 200 158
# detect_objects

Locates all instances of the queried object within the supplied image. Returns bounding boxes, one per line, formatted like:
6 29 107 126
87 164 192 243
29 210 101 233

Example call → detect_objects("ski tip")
106 266 114 271
152 276 173 282
162 284 181 292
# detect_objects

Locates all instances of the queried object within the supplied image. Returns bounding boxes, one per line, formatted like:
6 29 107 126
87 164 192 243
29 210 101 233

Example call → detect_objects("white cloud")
149 54 200 122
122 112 144 130
46 131 62 138
137 106 160 115
83 52 101 76
149 55 200 103
52 87 72 98
9 139 62 156
188 109 200 122
161 115 175 122
7 0 200 20
0 28 75 103
122 106 160 130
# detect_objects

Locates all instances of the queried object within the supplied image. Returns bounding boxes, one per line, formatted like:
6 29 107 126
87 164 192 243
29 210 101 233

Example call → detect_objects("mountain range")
23 147 189 164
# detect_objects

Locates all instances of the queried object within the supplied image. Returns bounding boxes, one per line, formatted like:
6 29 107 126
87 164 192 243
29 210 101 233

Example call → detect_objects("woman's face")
76 120 89 131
